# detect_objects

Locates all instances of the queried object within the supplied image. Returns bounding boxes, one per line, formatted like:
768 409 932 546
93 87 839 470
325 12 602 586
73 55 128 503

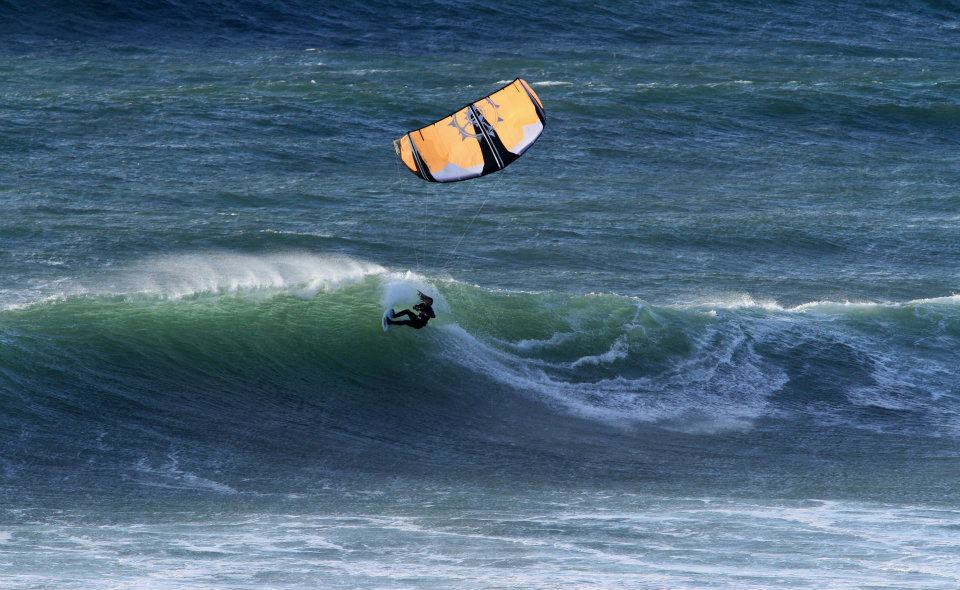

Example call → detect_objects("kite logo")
450 99 503 141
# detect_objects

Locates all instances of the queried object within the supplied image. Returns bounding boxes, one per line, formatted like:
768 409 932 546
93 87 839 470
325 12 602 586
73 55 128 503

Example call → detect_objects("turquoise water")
1 1 960 588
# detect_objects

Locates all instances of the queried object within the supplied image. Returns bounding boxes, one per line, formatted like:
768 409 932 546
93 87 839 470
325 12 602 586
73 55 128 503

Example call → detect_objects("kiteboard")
381 308 392 332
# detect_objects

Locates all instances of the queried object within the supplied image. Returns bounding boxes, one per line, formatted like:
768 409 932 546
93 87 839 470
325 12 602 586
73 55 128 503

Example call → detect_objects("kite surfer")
386 292 436 330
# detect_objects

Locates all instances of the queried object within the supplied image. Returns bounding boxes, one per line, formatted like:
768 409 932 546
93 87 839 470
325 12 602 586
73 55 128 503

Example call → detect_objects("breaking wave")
1 253 958 493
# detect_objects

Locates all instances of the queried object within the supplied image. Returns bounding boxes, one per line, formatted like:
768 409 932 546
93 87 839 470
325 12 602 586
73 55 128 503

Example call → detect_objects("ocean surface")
2 1 960 588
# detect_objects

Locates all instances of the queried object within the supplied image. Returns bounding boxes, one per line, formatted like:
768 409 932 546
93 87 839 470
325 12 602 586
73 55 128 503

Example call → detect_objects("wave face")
1 255 958 505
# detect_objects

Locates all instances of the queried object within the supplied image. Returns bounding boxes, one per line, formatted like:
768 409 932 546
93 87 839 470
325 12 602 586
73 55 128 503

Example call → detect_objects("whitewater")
2 1 960 588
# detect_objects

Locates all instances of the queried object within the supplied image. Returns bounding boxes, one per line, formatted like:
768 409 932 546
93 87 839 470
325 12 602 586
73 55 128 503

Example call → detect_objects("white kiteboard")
381 308 392 332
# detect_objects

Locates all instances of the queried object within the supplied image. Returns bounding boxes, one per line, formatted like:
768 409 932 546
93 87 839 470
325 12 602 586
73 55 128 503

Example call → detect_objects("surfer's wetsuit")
387 296 436 329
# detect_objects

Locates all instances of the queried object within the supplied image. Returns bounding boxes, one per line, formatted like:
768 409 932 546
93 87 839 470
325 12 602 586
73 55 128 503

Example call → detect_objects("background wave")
2 0 960 53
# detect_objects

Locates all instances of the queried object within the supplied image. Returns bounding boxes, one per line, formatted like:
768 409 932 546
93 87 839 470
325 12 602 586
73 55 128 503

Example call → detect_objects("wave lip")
1 253 386 311
112 252 386 299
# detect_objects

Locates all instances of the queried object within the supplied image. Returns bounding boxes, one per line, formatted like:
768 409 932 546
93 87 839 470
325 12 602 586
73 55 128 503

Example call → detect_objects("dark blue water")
1 2 959 588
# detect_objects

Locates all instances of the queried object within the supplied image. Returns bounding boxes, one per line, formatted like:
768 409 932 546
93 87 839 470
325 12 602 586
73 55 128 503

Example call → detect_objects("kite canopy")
394 78 545 183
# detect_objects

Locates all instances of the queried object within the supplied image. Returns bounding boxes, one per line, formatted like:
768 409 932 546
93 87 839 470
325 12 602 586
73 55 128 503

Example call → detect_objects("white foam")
905 293 960 306
678 292 960 314
570 336 629 368
789 294 960 313
503 331 575 351
380 270 446 314
532 80 572 87
635 80 753 90
342 68 399 75
0 252 393 310
682 293 785 311
438 321 784 433
7 499 958 589
96 252 383 301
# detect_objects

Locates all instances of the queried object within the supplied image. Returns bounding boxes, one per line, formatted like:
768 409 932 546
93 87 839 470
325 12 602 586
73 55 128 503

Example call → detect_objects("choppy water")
1 1 959 588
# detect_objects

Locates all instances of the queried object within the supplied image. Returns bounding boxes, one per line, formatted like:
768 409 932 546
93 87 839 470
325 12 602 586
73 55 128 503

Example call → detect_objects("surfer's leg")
392 309 418 321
